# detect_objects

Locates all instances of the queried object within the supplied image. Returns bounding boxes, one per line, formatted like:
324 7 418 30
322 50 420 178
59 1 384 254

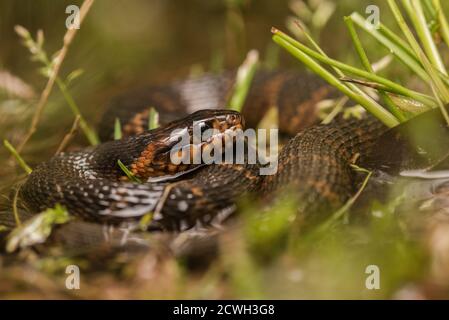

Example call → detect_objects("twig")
15 0 95 153
3 140 32 174
321 96 348 124
55 78 99 145
55 115 81 154
153 182 181 218
12 186 22 227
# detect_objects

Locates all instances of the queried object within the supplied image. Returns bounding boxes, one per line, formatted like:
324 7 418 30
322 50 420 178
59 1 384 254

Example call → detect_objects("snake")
19 69 447 231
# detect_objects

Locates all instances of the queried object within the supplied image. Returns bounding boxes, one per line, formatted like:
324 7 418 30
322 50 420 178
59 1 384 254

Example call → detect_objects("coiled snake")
21 70 445 231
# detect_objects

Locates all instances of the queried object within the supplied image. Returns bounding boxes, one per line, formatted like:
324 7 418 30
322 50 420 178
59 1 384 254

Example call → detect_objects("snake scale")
20 70 390 230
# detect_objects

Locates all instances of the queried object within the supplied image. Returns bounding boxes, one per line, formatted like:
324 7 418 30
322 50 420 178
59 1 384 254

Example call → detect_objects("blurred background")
1 0 448 299
0 0 397 166
0 0 392 181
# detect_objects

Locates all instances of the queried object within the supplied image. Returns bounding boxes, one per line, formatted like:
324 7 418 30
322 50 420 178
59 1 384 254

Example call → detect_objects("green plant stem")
55 78 99 145
117 160 141 183
228 50 259 112
344 17 371 71
272 27 437 108
272 34 399 127
55 115 81 154
423 0 437 17
4 140 32 174
388 0 449 103
272 28 437 107
14 0 95 153
403 0 447 75
12 187 22 227
295 20 394 120
345 16 406 122
294 20 344 76
433 0 449 47
430 83 449 125
114 118 122 140
148 107 159 130
321 96 348 124
317 166 372 232
351 12 429 82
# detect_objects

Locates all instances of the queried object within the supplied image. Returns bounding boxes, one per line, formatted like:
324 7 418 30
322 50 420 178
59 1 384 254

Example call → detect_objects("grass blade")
272 27 436 108
148 107 159 130
403 0 447 75
344 16 406 121
351 12 429 82
4 140 32 174
272 33 399 127
117 160 141 183
228 50 259 112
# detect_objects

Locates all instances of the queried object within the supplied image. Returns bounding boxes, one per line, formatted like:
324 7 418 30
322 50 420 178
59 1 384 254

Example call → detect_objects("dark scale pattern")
275 72 337 136
98 70 335 140
261 116 386 223
21 70 388 231
98 72 236 141
155 160 261 230
20 151 167 223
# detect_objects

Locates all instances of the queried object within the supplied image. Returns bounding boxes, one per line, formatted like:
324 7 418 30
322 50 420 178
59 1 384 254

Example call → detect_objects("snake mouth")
130 109 245 180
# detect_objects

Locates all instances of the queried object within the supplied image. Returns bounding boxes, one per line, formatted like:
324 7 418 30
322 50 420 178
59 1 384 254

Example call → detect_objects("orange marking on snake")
130 144 157 179
123 110 149 136
287 86 331 134
307 179 340 203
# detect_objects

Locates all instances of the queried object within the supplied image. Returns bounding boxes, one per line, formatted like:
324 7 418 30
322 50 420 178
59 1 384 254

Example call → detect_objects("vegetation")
0 0 448 299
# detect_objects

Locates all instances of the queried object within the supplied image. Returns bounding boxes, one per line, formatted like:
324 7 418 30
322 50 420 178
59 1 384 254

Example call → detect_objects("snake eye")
226 114 237 124
190 121 212 142
225 113 243 129
195 121 211 134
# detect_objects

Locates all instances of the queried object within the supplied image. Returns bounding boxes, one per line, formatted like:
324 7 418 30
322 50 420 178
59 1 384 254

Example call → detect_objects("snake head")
183 109 244 134
131 109 245 181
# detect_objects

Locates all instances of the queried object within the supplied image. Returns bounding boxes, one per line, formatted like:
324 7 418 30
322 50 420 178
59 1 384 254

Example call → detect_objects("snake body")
20 70 389 230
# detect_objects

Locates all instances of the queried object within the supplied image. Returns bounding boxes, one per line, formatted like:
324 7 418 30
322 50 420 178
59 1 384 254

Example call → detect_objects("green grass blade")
3 140 32 174
114 118 122 140
228 50 259 112
351 12 429 82
148 107 159 130
403 0 447 75
433 0 449 47
345 16 406 122
272 27 437 108
294 19 395 119
117 160 141 183
56 78 99 145
272 34 399 127
388 0 449 103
